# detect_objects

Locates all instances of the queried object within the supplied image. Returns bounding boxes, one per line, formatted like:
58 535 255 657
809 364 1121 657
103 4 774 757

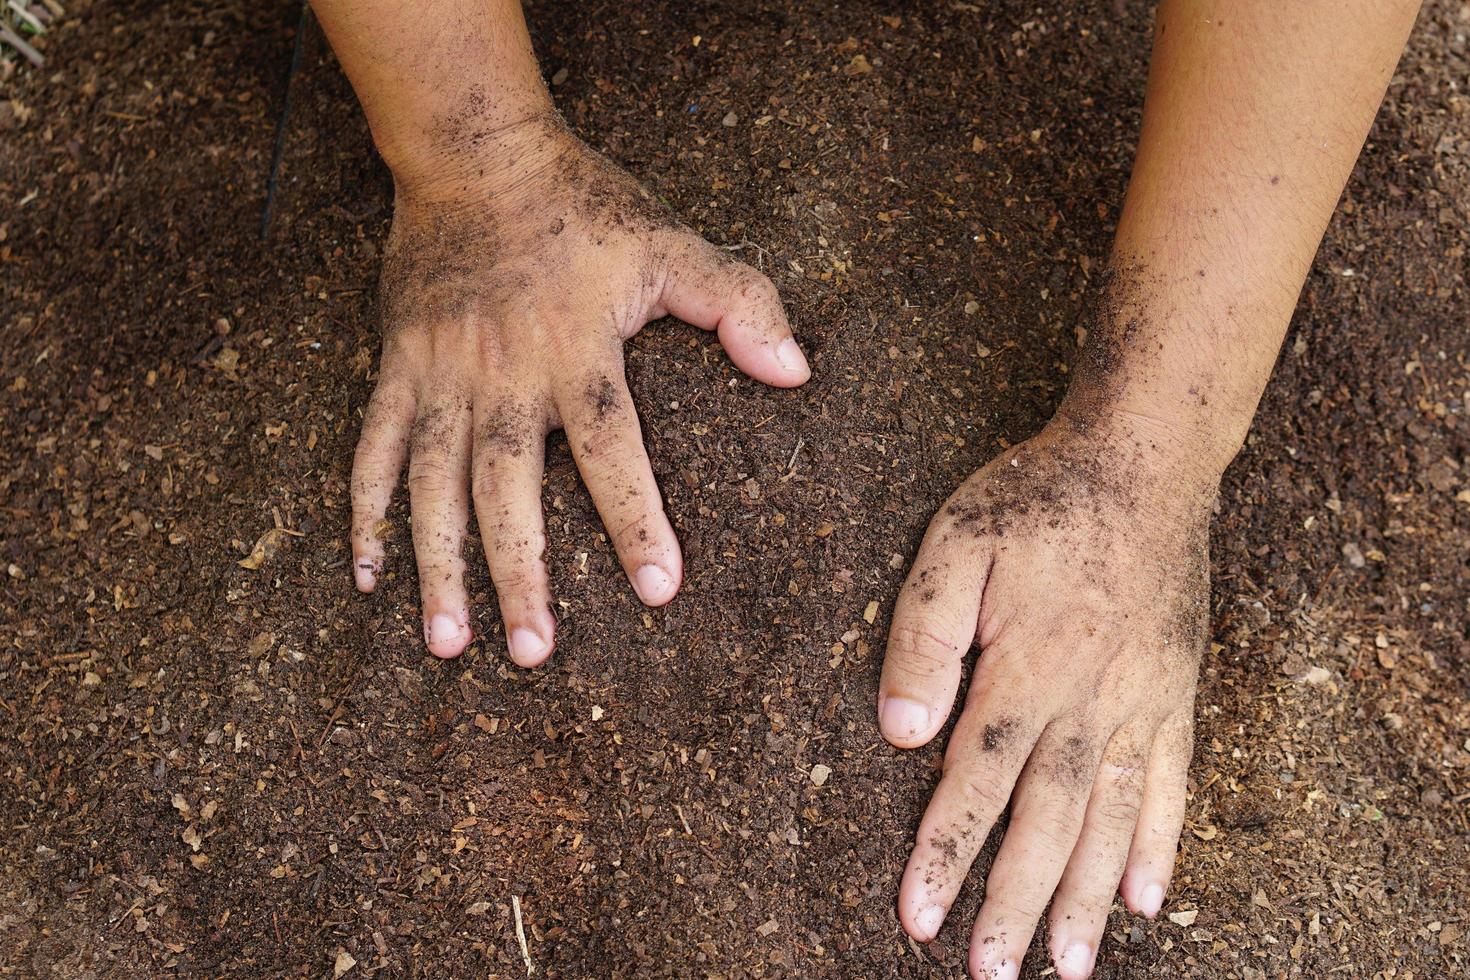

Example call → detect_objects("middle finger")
968 723 1104 980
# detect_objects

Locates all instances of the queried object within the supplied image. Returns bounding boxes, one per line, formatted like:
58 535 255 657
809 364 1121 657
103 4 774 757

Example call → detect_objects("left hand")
877 417 1212 979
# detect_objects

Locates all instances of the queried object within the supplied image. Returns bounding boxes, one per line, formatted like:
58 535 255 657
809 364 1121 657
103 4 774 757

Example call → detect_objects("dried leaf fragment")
239 527 291 569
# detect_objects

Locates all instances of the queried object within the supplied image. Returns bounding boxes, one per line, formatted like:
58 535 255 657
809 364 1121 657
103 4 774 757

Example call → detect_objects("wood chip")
513 895 535 975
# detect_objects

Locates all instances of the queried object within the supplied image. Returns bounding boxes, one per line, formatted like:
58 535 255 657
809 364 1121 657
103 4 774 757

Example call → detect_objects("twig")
0 22 42 67
261 0 311 240
6 1 43 34
512 895 535 976
786 436 804 474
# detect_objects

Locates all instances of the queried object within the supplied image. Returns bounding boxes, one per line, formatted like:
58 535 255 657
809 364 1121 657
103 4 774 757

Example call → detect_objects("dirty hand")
878 417 1211 979
350 115 810 662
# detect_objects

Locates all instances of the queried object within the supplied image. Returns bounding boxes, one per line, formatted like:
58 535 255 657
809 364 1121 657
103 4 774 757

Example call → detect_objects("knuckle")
1097 794 1143 828
353 429 403 470
730 267 780 306
406 455 457 494
1027 813 1082 855
349 467 392 504
946 768 1009 818
576 426 631 466
470 458 508 505
979 890 1040 926
473 322 507 365
489 564 535 596
886 625 960 679
609 508 661 553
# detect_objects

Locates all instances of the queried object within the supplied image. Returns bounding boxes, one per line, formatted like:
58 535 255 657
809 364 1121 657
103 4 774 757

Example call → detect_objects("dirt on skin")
2 1 1469 978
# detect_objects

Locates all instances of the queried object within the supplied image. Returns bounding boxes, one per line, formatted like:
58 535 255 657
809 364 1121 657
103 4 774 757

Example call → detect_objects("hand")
350 114 810 662
878 417 1211 979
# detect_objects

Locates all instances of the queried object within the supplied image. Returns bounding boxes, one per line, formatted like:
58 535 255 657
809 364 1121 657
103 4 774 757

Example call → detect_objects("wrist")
377 100 565 205
1047 403 1224 504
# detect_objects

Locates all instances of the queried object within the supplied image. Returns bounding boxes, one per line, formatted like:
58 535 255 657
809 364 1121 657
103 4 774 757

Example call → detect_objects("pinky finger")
1120 706 1195 920
350 381 415 592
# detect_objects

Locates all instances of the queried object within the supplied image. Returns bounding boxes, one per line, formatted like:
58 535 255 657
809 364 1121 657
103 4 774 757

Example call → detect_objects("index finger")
557 365 683 607
898 676 1041 942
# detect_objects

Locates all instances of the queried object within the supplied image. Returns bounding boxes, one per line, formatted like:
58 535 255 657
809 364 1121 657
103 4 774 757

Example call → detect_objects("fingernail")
426 613 466 657
633 564 675 605
354 560 376 592
880 696 931 741
1139 882 1165 919
776 338 809 375
914 904 945 940
973 944 1017 980
507 627 549 667
1056 940 1093 977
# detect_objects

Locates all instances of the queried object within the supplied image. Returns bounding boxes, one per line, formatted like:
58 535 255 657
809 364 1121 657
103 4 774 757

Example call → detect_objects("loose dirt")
2 1 1467 977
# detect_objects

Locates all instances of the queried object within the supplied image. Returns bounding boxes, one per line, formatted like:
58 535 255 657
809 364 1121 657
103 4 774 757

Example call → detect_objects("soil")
2 1 1468 977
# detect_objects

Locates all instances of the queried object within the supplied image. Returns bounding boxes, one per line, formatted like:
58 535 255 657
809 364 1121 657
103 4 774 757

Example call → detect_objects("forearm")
1059 0 1421 480
312 0 553 192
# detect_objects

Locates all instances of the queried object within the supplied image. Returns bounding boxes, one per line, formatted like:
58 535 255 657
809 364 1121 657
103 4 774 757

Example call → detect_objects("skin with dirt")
351 107 806 662
0 1 1466 978
888 414 1209 966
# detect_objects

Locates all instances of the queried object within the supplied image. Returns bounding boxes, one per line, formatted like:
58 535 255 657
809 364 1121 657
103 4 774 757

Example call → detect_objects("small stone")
722 111 739 127
1168 909 1199 927
809 764 832 787
1341 542 1366 568
1427 460 1457 493
1299 666 1334 686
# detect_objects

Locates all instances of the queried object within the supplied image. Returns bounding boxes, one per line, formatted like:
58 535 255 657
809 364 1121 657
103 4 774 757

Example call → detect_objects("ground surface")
2 1 1469 977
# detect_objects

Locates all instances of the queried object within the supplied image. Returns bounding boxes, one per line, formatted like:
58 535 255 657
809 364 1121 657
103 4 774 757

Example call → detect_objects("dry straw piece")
1 0 63 69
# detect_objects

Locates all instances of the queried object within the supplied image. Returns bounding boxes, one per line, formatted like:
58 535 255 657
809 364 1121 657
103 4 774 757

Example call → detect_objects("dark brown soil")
3 1 1468 977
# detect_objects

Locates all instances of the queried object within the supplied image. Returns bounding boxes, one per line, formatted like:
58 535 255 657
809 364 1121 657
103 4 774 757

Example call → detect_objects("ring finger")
407 392 474 658
968 723 1103 980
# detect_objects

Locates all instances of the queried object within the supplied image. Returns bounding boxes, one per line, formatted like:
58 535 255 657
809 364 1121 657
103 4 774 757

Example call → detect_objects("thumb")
879 517 992 748
657 233 811 388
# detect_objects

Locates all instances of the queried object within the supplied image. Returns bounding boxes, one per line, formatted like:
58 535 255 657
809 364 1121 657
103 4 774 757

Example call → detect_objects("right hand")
350 114 810 663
